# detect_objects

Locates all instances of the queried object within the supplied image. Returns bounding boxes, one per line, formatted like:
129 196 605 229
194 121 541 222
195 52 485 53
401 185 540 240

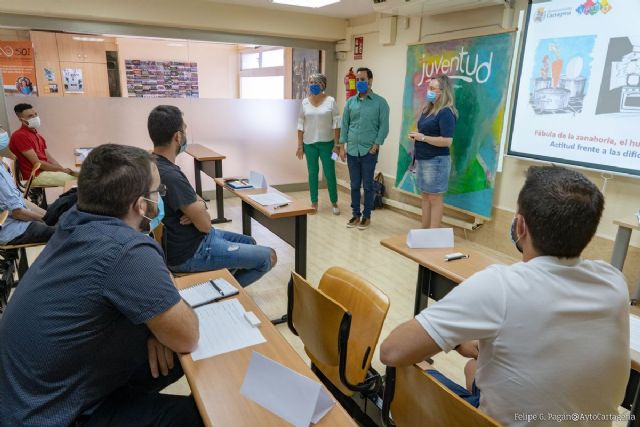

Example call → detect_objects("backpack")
372 172 385 210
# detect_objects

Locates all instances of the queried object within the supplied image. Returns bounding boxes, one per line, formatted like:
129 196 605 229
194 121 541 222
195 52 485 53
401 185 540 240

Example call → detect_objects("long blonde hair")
423 75 458 118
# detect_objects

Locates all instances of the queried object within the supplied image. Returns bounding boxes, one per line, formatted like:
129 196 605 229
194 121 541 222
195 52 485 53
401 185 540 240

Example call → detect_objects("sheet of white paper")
249 170 268 188
190 299 266 361
248 193 291 206
406 228 454 249
629 315 640 353
240 352 335 427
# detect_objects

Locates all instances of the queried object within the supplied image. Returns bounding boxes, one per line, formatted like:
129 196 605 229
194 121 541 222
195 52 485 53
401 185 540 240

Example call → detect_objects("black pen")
274 203 289 209
209 280 224 296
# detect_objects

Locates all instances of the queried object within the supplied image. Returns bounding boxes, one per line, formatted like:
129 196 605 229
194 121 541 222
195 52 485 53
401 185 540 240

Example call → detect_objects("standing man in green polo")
338 67 389 230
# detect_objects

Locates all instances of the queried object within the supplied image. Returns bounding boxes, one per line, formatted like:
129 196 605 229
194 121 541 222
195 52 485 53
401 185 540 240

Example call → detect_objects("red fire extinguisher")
344 67 357 99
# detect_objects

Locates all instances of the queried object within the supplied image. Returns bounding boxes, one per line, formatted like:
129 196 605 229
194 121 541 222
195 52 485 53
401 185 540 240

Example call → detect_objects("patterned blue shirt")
0 165 29 243
0 206 181 426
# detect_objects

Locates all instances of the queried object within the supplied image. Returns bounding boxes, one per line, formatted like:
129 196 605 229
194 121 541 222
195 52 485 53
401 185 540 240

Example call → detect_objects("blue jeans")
427 369 481 407
170 229 273 287
347 152 378 219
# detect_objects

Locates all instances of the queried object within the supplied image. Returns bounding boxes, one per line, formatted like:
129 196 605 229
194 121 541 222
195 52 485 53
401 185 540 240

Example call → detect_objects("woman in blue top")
409 75 458 229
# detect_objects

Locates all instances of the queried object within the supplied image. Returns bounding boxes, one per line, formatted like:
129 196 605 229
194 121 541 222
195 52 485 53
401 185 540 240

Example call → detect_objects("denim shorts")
427 369 480 408
415 155 451 194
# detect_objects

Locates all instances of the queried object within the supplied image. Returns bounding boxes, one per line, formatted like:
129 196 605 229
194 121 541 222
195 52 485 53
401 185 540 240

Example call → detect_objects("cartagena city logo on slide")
534 6 572 22
576 0 613 16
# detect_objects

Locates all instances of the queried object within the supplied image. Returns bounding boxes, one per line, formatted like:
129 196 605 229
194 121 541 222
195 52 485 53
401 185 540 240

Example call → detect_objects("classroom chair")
381 364 501 427
287 267 390 398
0 211 46 314
13 159 55 208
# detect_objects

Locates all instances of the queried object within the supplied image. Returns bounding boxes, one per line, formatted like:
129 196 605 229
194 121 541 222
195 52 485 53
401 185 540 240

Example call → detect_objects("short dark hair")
77 144 154 218
14 103 33 115
148 105 183 147
517 166 604 258
356 67 373 79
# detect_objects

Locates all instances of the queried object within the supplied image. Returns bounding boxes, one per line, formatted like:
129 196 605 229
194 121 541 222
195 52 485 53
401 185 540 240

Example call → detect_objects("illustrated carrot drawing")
550 44 563 87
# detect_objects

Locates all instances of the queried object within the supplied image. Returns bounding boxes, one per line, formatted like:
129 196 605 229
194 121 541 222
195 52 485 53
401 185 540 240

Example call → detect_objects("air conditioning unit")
372 0 507 16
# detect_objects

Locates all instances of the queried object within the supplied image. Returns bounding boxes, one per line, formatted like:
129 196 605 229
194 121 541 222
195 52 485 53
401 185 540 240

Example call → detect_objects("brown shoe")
357 218 370 230
347 216 360 228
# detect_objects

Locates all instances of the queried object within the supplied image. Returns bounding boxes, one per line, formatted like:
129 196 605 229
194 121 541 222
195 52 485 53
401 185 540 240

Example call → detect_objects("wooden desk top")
215 177 316 219
186 143 226 161
64 180 77 193
176 270 356 427
380 233 515 285
614 215 640 231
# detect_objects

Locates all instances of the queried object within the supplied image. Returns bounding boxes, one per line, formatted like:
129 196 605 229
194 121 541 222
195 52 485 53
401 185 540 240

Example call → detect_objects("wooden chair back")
22 162 42 199
383 365 501 427
315 266 389 396
152 222 164 247
289 271 349 367
0 210 8 226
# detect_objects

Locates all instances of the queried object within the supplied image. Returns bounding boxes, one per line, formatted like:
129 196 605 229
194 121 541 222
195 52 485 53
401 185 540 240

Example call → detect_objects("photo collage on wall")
125 60 199 98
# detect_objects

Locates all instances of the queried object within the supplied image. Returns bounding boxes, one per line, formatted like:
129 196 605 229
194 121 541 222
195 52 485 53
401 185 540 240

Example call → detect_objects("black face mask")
510 216 523 254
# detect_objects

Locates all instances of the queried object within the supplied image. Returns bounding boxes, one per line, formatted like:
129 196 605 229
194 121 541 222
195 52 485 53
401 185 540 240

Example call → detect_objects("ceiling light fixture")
72 36 105 42
272 0 340 8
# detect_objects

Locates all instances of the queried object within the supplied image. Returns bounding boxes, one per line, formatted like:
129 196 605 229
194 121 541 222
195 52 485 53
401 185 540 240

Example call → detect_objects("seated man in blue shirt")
0 144 203 427
0 131 54 245
148 105 276 287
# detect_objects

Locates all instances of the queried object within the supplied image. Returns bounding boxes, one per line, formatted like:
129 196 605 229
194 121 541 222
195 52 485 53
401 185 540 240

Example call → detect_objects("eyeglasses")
146 183 167 197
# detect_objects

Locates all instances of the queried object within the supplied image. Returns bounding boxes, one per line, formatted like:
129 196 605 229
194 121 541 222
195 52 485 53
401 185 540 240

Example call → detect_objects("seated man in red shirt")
9 103 78 187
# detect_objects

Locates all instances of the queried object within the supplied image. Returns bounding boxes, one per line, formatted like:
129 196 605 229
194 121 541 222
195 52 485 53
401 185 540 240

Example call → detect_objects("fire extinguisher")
344 67 357 99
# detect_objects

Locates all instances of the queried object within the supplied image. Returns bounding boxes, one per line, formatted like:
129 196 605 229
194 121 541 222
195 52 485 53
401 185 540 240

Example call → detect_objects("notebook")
179 278 239 308
225 178 253 189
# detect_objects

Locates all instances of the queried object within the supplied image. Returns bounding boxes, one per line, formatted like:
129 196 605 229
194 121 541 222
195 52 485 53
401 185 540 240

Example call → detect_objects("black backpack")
372 172 385 210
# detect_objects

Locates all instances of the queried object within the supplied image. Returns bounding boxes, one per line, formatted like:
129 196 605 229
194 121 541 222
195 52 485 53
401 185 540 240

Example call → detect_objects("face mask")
426 90 438 103
309 84 322 95
0 131 8 151
177 131 188 155
21 87 31 95
510 216 523 254
356 80 368 94
142 195 165 233
27 116 41 129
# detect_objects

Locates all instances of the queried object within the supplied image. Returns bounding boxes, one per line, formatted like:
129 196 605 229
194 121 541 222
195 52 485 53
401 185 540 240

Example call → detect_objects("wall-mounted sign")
0 41 37 96
354 36 364 60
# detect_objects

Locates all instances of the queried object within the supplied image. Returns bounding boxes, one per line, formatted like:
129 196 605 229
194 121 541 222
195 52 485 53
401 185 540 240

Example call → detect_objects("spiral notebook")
179 278 239 308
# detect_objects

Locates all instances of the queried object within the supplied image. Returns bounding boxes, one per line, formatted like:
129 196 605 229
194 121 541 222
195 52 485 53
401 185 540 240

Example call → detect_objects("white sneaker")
332 206 340 215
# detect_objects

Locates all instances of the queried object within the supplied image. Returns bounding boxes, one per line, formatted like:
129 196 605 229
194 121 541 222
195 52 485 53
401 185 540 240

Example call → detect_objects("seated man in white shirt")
380 165 630 427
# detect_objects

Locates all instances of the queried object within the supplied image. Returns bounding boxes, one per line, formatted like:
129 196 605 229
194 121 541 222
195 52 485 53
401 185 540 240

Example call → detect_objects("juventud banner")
395 32 515 219
0 41 37 96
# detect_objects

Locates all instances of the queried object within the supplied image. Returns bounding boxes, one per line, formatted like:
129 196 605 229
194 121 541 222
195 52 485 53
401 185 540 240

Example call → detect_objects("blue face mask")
309 84 322 95
143 195 165 232
426 90 438 103
0 131 8 151
178 131 188 155
356 80 368 94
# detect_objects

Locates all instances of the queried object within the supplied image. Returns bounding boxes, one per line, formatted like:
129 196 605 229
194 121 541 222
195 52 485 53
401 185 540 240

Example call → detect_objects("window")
239 47 285 99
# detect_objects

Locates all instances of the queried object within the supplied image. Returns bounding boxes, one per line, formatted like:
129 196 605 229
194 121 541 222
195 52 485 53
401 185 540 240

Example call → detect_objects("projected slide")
509 0 640 176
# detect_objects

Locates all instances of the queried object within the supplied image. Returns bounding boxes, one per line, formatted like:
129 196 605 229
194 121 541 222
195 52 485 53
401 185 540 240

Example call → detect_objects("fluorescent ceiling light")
72 36 104 42
167 43 186 47
272 0 340 8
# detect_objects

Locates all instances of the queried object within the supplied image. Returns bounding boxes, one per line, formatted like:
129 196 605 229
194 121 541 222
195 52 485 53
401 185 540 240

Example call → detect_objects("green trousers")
303 140 338 204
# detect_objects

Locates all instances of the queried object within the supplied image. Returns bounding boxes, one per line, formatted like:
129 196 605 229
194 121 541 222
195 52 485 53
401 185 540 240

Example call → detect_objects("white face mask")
27 116 41 129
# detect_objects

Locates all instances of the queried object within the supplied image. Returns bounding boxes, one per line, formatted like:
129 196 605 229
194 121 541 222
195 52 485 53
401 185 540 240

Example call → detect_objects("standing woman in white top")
297 73 342 215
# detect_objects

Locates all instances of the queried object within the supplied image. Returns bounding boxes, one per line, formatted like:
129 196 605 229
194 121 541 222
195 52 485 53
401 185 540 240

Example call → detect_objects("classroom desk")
612 215 640 301
175 270 356 427
186 144 230 224
380 234 514 315
214 178 314 279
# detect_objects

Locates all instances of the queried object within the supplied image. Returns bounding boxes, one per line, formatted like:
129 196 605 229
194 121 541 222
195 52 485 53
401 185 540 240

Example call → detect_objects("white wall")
116 38 238 99
336 3 640 246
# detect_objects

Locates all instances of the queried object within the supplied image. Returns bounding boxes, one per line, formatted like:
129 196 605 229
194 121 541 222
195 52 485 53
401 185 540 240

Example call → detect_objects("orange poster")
0 41 37 96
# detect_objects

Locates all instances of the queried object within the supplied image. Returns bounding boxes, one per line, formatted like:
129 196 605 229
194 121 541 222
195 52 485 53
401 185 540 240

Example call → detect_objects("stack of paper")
190 299 266 361
248 193 291 206
406 228 454 249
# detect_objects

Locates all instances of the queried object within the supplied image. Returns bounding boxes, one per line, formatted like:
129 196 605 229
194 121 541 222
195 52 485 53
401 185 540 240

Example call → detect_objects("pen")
209 280 224 296
274 203 289 209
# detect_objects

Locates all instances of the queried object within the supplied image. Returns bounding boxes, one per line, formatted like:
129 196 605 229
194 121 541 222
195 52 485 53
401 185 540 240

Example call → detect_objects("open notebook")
179 278 239 308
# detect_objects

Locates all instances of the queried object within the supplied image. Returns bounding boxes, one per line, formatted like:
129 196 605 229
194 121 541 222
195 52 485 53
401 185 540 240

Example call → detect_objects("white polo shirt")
297 96 341 144
416 256 630 427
